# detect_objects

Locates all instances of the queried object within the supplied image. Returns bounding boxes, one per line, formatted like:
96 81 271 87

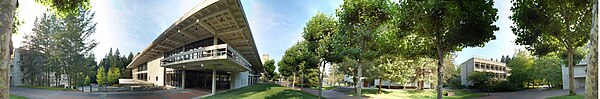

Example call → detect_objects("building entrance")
165 69 231 89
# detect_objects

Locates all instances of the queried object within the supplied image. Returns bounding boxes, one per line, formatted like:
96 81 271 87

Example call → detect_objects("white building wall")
460 57 508 86
231 71 250 89
146 57 165 86
562 64 587 90
460 58 474 86
10 49 23 86
373 79 402 87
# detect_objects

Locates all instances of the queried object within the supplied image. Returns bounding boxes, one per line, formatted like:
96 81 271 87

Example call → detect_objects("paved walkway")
300 88 352 99
10 87 210 99
474 88 585 99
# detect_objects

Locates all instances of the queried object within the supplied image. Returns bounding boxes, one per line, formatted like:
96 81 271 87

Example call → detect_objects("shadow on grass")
265 89 317 99
203 83 280 99
332 87 391 96
203 83 318 99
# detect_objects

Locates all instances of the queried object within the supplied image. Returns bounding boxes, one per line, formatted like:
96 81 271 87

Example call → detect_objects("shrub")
467 71 497 91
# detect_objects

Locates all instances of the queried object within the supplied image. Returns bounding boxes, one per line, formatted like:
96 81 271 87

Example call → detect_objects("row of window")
474 62 506 71
137 63 147 72
137 73 148 81
164 37 225 58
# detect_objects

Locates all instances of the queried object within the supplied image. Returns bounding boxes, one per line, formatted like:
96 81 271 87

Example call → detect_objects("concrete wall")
147 57 165 86
562 65 587 90
231 71 250 89
10 49 23 86
460 58 474 86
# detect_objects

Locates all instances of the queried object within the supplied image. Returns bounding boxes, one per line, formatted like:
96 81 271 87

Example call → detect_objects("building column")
163 67 166 86
212 68 217 94
182 70 186 88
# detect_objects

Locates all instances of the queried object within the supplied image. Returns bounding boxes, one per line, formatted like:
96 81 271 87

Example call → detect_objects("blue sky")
14 0 523 70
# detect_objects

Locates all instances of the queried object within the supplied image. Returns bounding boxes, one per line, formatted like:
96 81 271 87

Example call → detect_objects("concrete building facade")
561 60 587 90
10 48 24 87
460 57 510 86
126 0 263 94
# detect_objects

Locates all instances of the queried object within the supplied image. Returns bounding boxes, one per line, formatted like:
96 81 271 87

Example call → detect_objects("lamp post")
103 58 109 92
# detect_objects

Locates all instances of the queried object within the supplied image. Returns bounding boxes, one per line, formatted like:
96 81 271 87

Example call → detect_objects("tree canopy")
35 0 91 17
397 0 499 98
510 0 593 95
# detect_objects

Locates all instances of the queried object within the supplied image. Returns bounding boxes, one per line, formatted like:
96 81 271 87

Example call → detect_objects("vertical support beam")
213 36 218 57
182 70 186 88
163 67 166 86
212 68 217 94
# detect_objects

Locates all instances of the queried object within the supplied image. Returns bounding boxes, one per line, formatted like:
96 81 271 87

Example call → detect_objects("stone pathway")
10 87 210 99
474 88 585 99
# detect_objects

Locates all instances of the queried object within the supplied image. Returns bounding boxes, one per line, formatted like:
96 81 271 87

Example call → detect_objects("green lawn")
545 95 584 99
9 94 28 99
18 85 75 91
310 86 338 90
201 83 317 99
333 88 486 99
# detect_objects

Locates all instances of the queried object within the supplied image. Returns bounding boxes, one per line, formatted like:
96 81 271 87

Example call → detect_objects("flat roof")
126 0 263 73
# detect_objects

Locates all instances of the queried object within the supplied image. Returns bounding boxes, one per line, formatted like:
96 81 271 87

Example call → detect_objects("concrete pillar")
212 68 217 94
230 72 237 89
213 36 218 57
163 67 166 86
182 70 186 88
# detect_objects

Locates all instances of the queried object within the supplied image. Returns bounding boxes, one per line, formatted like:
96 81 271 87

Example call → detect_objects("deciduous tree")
96 67 106 86
302 12 344 98
336 0 392 97
397 0 498 98
510 0 593 95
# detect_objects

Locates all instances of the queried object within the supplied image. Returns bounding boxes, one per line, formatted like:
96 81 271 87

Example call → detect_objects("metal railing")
160 44 251 69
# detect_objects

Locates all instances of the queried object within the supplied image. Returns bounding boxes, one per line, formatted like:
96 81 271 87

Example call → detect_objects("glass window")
137 63 147 72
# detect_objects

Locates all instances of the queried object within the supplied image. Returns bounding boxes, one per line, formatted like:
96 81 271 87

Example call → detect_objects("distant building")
562 60 587 90
10 48 24 87
460 57 510 86
562 45 590 90
11 48 71 87
343 75 432 89
261 54 269 64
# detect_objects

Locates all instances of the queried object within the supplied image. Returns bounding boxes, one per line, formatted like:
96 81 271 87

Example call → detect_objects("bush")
446 76 464 89
467 72 497 91
491 81 517 92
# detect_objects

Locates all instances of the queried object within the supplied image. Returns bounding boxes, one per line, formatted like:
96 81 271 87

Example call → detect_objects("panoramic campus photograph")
0 0 598 99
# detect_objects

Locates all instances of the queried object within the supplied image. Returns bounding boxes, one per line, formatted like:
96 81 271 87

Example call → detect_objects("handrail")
160 44 251 69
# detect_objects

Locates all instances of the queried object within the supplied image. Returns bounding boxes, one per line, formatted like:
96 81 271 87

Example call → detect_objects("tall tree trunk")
378 77 382 94
567 47 576 95
436 44 445 99
301 70 304 91
292 72 296 89
0 0 16 98
356 60 362 99
586 1 598 98
318 61 325 99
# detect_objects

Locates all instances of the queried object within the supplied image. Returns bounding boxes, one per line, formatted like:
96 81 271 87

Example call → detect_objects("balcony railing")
160 44 251 69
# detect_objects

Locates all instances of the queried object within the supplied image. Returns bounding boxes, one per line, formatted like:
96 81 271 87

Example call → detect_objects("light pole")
103 58 109 92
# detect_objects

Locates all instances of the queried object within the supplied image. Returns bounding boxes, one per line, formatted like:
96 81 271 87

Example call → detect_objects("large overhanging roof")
126 0 263 73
